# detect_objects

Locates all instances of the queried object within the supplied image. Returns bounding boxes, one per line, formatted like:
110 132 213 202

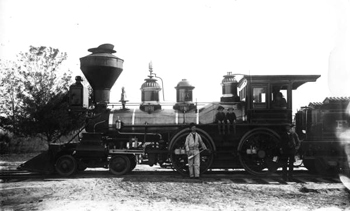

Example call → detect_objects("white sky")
1 0 349 113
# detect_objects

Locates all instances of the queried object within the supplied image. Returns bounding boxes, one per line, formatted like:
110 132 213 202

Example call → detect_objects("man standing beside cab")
280 124 300 182
185 123 207 179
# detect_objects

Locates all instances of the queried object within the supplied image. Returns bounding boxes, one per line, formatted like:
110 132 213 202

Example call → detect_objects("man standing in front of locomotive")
185 123 207 179
280 124 301 182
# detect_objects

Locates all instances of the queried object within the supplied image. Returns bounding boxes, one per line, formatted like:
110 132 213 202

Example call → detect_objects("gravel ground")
1 153 350 211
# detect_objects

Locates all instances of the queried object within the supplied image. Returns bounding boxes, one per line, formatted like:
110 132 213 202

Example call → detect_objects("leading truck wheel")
169 129 214 176
238 130 280 176
109 155 131 176
55 155 77 177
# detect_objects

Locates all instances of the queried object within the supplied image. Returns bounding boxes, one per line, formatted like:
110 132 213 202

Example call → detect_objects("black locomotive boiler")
19 44 322 177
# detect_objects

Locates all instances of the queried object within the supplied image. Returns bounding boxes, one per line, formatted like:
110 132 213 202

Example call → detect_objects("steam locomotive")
19 44 349 179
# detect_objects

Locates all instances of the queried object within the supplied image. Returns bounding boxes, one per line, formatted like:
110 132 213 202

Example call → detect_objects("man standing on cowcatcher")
185 123 207 179
280 124 300 182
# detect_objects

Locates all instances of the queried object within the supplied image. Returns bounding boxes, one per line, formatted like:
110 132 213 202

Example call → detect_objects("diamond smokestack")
80 44 124 106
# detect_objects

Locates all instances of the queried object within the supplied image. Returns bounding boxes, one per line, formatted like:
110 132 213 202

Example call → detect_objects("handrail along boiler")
19 44 325 177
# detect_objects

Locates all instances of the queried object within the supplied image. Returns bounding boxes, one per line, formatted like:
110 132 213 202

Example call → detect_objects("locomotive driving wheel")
109 155 131 176
169 129 214 176
55 155 77 177
238 130 280 176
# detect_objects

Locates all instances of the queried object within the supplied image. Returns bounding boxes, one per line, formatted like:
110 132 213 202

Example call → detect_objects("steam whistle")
119 87 128 110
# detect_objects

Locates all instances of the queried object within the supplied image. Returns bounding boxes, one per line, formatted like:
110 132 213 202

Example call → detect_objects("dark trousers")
281 153 295 180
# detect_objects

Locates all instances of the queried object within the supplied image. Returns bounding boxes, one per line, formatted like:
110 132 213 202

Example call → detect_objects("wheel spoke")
239 131 279 176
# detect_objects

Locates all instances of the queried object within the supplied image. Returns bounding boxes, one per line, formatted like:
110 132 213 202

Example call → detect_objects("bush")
0 133 11 154
0 133 48 154
0 129 81 154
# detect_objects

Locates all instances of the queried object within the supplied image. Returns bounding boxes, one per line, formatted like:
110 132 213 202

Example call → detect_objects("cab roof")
238 75 320 90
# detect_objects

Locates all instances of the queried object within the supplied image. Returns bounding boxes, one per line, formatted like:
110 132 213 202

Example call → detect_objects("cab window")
271 85 288 109
252 86 266 108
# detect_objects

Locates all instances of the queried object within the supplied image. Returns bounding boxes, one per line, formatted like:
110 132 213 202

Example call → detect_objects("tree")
32 92 86 142
0 46 85 142
0 60 22 133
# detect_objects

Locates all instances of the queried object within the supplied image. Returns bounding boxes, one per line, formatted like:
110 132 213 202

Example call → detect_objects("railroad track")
0 169 342 185
0 170 44 181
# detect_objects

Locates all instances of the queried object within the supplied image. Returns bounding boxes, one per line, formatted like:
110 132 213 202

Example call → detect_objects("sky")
1 0 349 113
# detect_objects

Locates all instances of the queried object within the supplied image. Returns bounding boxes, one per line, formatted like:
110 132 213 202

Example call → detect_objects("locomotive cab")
238 75 319 124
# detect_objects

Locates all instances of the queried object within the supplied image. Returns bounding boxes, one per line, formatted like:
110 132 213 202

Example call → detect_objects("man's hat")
88 43 116 53
189 122 196 128
75 76 83 81
217 105 224 110
285 123 295 127
227 107 234 111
